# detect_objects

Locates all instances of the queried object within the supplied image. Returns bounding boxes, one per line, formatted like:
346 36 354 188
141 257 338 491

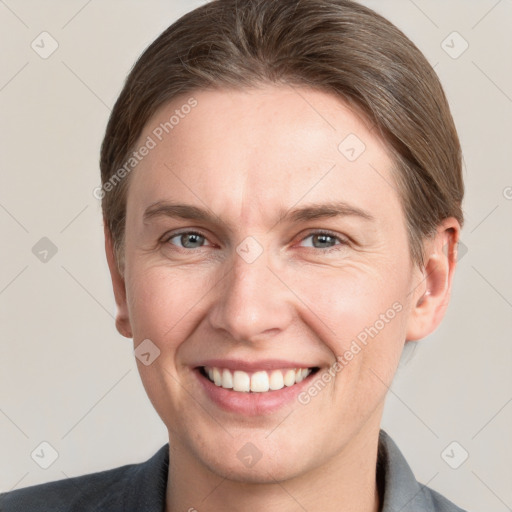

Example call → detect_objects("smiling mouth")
199 366 319 393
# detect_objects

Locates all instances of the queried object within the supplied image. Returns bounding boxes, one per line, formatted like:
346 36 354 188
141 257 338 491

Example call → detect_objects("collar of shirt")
377 430 465 511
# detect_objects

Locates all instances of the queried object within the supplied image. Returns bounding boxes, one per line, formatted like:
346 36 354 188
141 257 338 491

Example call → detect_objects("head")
100 0 463 483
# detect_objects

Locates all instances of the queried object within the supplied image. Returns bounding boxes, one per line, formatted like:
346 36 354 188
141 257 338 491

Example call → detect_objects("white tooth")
233 370 250 392
283 369 296 387
251 371 270 392
207 367 310 393
221 369 233 389
269 370 284 390
213 367 222 386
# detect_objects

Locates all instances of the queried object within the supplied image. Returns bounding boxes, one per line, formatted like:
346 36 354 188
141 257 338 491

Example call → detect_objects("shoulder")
0 465 132 512
420 485 468 512
0 445 169 512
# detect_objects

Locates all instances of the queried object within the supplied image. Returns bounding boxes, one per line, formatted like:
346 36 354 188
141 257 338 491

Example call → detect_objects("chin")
191 433 316 485
206 455 305 484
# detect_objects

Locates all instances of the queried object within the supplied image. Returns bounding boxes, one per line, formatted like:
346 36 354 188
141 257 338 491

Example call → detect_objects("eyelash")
162 229 348 253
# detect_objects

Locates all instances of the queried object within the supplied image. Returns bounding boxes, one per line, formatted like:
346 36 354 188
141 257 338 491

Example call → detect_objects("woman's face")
114 86 429 482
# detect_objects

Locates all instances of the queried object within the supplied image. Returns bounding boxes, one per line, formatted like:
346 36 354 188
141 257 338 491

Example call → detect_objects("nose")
207 242 294 344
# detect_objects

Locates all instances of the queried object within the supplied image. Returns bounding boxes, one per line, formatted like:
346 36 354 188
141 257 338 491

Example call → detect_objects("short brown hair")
100 0 464 271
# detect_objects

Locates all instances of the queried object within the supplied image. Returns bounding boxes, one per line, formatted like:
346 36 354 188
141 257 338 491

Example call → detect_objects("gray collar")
378 430 466 511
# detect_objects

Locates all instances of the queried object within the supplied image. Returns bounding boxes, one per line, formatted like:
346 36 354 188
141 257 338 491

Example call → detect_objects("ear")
104 224 133 339
405 218 461 342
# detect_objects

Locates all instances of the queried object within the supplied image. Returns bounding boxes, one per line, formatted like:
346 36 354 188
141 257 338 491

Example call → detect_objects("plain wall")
1 1 511 511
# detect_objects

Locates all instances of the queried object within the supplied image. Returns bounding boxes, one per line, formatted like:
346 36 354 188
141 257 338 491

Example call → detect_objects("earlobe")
104 224 133 339
405 218 460 342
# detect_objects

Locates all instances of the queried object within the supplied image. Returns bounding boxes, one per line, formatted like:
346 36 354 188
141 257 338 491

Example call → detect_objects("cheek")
291 263 407 346
125 263 211 343
291 264 409 404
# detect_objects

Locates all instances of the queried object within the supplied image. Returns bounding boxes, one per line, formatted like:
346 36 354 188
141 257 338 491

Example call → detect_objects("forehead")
126 86 402 229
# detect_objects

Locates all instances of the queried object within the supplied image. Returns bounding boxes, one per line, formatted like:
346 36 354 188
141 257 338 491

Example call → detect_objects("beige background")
1 1 511 510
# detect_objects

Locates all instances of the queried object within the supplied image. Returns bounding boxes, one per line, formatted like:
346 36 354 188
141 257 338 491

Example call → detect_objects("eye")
164 231 212 249
298 231 348 251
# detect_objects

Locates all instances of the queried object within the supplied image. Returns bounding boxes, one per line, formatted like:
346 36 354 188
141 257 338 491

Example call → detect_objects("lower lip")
195 369 316 416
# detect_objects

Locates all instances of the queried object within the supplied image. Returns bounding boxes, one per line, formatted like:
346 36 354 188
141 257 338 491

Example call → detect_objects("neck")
165 421 382 512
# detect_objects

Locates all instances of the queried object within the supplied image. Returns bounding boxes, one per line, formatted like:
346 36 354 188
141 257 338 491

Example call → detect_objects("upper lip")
195 359 318 372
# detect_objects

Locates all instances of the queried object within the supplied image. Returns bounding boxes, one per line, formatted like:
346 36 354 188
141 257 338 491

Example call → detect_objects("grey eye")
169 232 207 249
300 233 340 249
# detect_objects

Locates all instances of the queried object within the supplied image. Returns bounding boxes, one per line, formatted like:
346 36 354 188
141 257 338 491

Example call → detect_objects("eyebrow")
142 200 375 227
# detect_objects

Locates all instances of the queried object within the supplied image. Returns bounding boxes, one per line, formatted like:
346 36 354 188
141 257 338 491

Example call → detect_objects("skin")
105 86 460 512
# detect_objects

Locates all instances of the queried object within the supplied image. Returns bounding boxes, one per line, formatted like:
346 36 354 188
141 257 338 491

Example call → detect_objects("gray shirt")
0 430 467 511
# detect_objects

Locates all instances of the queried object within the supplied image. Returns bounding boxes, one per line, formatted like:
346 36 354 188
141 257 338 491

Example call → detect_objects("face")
108 86 447 483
